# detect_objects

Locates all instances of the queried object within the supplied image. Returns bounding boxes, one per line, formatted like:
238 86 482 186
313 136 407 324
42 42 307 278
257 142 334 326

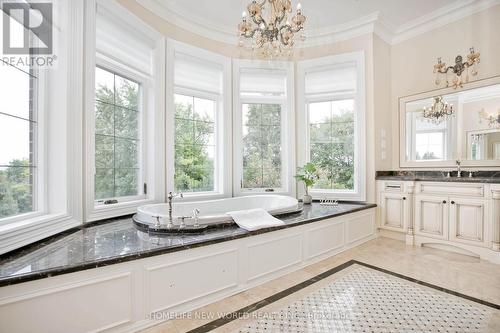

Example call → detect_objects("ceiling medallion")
433 47 480 89
423 96 454 124
238 0 306 58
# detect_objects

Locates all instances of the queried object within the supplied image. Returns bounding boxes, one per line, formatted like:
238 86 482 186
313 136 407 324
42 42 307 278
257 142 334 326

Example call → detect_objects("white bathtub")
135 195 300 226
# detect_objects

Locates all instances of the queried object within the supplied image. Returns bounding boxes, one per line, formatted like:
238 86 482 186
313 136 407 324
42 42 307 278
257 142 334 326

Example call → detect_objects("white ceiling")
137 0 500 45
160 0 455 31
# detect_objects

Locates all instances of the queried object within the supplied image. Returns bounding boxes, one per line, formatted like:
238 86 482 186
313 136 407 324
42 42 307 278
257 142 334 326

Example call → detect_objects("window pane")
174 94 217 193
115 168 139 197
0 166 33 219
115 138 139 168
114 107 139 139
115 75 139 110
95 67 114 104
95 168 114 200
0 114 32 166
94 67 141 200
242 104 282 189
0 63 31 119
95 101 114 136
309 100 355 191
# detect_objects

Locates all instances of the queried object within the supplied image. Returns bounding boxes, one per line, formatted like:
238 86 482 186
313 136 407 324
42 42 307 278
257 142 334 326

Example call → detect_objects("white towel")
226 208 285 231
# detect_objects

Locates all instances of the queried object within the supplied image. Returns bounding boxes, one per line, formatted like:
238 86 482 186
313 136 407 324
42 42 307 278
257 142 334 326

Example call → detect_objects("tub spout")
167 191 183 227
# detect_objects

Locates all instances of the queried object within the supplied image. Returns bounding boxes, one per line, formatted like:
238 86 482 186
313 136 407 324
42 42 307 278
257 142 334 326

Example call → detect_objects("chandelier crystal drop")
422 96 454 124
238 0 306 58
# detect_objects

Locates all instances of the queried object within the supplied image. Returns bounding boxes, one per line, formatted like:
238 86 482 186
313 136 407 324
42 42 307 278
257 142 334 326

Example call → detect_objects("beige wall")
390 5 500 169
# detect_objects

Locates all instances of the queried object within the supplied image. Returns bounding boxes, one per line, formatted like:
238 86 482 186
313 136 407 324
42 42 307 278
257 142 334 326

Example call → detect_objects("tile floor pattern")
141 238 500 333
234 266 491 333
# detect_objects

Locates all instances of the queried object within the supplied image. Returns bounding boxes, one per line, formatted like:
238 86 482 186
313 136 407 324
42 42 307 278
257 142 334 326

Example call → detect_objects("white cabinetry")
377 180 499 263
377 181 414 241
414 194 448 240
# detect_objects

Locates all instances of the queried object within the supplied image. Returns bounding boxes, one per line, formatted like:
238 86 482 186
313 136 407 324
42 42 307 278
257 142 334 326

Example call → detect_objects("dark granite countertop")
0 202 376 287
376 171 500 184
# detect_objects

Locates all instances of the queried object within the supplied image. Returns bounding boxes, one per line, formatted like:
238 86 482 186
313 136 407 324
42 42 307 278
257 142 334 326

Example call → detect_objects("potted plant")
294 163 318 204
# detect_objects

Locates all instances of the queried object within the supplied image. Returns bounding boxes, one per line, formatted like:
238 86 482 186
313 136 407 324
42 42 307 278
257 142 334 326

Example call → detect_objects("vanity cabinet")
377 181 414 235
415 195 487 247
449 197 487 247
379 192 409 232
414 195 448 240
377 180 498 263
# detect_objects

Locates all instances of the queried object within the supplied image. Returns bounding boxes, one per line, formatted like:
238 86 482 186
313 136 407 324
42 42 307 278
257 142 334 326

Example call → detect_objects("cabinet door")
414 195 448 240
380 192 407 232
449 197 487 247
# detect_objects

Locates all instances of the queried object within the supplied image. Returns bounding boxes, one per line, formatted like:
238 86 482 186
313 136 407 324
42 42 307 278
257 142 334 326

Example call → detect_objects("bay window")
297 53 365 201
167 41 231 198
233 61 295 195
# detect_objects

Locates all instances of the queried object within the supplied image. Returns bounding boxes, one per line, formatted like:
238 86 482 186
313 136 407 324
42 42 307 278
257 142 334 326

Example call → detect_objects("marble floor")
140 237 500 333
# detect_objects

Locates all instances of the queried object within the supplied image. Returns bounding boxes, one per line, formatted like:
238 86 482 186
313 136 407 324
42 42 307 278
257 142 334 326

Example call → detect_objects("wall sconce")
434 47 480 89
478 108 500 128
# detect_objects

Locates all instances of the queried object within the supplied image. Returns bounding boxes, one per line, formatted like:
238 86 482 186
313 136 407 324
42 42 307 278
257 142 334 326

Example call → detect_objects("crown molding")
136 0 500 47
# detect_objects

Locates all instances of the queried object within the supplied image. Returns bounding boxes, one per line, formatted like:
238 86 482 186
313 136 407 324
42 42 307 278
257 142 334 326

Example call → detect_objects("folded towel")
226 208 285 231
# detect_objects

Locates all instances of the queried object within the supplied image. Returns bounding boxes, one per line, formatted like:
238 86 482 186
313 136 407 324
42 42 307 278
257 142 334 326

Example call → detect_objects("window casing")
233 61 295 196
84 0 162 222
297 53 365 201
166 41 231 199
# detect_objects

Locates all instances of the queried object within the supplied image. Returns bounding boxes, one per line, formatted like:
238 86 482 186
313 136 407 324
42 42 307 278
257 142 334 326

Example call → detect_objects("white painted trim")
136 0 500 46
165 39 232 198
296 52 366 201
232 59 295 197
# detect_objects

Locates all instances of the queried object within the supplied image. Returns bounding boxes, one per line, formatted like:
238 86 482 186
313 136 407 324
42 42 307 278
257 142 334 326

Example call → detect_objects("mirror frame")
399 75 500 168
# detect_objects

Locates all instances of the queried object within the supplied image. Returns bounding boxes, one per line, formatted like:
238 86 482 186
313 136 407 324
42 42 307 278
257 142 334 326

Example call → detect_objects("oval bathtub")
135 195 300 227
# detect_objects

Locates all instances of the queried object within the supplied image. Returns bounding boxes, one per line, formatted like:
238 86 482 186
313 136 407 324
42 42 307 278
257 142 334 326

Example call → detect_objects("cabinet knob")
451 201 455 204
403 197 406 200
442 200 447 204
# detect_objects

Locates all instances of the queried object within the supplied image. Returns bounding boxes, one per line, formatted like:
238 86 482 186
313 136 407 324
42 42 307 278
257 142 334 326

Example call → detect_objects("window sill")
0 213 80 255
87 197 158 222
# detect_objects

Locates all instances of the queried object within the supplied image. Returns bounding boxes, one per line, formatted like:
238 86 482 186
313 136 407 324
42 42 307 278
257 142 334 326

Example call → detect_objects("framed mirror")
400 76 500 167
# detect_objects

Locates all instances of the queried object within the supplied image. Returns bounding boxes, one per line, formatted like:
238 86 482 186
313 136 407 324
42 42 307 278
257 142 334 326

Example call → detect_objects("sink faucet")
167 192 183 228
456 160 462 178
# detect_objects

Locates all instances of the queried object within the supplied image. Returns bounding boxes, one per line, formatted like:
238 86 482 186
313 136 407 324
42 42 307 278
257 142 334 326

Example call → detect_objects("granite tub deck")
376 170 500 183
0 202 376 287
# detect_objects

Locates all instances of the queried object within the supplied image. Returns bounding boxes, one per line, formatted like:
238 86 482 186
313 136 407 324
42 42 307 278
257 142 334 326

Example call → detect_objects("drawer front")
418 183 484 197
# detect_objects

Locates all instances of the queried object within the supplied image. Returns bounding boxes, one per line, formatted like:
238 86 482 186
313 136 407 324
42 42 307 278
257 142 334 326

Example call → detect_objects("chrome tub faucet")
456 160 462 178
167 191 183 228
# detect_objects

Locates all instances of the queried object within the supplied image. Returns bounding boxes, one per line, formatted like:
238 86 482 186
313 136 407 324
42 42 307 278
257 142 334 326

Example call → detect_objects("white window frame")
297 52 366 201
232 60 295 197
0 0 83 254
84 0 163 222
93 60 147 205
166 40 231 201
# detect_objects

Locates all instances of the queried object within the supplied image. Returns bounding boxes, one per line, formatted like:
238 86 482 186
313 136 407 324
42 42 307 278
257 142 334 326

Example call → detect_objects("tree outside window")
174 94 216 192
309 99 355 190
94 67 140 200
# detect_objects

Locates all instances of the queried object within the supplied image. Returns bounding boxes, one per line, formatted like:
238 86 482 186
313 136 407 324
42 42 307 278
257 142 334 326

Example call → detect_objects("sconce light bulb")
242 11 247 18
297 2 302 10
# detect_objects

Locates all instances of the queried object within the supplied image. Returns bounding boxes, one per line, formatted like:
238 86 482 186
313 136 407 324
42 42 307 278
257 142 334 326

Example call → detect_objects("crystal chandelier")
423 96 454 123
433 47 480 89
238 0 306 58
